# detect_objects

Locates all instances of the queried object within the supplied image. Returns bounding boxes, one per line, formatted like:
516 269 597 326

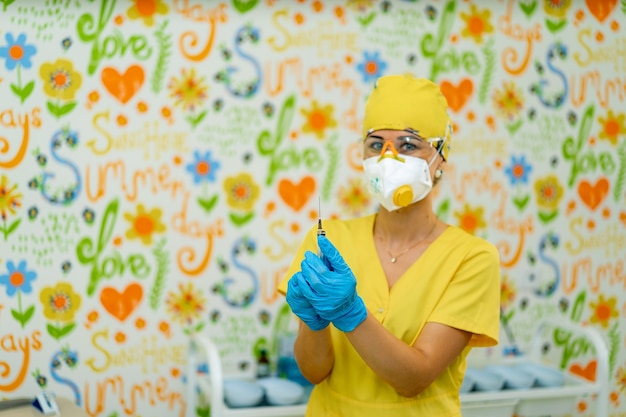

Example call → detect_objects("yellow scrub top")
278 214 501 417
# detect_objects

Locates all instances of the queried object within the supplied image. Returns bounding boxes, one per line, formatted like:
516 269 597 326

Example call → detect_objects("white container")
461 398 518 417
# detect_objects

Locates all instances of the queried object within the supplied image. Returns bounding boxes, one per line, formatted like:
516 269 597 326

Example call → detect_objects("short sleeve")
427 242 501 347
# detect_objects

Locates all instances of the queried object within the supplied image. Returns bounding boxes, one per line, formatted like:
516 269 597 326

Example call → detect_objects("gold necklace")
382 220 438 263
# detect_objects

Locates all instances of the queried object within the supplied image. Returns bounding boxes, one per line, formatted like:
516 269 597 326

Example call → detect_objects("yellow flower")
39 58 82 100
165 282 206 324
588 294 618 329
39 282 82 322
0 175 22 220
597 110 626 146
500 275 517 309
460 4 494 44
616 365 626 394
127 0 169 27
337 177 371 217
453 203 487 235
124 204 167 245
168 68 208 112
301 100 337 139
493 81 524 121
346 0 375 12
223 173 260 211
543 0 572 20
534 174 564 211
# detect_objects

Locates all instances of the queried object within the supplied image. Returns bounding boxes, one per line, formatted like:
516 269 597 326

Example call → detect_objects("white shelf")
185 319 609 417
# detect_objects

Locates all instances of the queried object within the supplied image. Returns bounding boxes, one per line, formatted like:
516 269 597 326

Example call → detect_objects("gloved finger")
286 273 303 297
289 272 320 301
300 251 327 276
317 235 350 274
301 251 331 285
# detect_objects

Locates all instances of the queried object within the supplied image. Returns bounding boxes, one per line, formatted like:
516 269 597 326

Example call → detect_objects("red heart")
278 176 316 211
577 178 609 211
100 283 143 322
569 360 597 382
101 65 145 104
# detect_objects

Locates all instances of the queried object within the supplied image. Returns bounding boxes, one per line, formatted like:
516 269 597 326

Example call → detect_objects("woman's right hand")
286 272 330 331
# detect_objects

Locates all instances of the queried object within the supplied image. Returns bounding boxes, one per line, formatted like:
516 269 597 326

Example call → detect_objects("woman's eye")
368 142 382 151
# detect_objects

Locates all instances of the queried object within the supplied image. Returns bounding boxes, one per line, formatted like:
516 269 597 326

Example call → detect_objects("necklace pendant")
390 257 397 263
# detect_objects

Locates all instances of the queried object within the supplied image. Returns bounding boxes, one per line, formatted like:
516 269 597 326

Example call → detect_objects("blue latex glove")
298 235 367 332
286 272 329 331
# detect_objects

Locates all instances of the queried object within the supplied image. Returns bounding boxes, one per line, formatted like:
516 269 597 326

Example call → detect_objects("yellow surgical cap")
363 74 452 160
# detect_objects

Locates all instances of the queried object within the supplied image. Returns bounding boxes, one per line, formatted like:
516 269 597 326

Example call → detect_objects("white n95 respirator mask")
362 153 434 212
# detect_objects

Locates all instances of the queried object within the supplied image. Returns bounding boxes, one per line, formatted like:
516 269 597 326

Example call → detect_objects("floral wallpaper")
0 0 625 416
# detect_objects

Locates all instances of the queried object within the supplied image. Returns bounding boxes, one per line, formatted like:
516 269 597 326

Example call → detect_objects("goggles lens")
363 132 442 158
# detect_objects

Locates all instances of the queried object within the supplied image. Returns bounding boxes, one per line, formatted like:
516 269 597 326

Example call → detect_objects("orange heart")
101 65 145 104
278 176 316 211
585 0 617 22
439 79 473 112
100 283 143 322
569 360 597 382
620 211 626 226
577 178 609 211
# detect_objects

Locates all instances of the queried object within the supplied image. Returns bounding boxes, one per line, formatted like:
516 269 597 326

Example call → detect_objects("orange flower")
123 204 167 245
453 203 487 235
588 294 618 329
126 0 168 27
460 4 494 44
300 100 337 139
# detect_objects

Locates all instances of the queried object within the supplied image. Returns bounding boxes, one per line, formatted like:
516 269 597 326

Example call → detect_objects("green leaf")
47 101 77 118
501 309 515 324
505 119 523 135
519 0 537 17
57 101 77 116
11 305 35 328
513 195 530 211
538 210 558 224
357 11 376 27
47 323 61 340
56 322 76 338
10 309 23 321
229 212 254 226
546 18 567 34
232 0 259 13
186 110 207 128
6 218 21 236
10 83 21 96
22 305 35 324
198 195 218 213
20 80 35 101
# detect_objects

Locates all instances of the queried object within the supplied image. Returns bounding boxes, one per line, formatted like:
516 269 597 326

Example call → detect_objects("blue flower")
186 150 221 184
504 155 533 186
356 51 387 83
0 260 38 297
0 33 37 71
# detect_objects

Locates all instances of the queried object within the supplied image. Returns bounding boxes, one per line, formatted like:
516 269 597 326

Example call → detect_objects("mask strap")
427 148 439 168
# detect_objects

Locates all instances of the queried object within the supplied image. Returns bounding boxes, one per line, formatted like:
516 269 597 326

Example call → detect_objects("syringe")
317 197 326 263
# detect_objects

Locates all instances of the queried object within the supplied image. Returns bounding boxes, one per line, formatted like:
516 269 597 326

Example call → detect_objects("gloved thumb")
317 235 350 274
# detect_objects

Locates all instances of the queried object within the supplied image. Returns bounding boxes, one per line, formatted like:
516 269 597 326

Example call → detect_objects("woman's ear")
434 169 443 179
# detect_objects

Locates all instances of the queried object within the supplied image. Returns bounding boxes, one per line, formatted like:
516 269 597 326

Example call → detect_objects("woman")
278 74 500 416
